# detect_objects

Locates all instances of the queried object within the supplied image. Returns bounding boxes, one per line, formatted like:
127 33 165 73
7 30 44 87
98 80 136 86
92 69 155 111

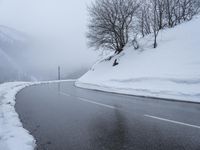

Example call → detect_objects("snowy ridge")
76 16 200 103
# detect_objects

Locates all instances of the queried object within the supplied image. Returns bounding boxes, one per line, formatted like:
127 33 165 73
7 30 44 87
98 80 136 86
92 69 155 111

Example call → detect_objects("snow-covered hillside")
76 16 200 102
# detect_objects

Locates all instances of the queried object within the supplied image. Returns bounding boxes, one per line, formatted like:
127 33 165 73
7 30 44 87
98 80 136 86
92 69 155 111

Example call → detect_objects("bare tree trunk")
154 34 157 48
87 0 139 53
153 0 159 48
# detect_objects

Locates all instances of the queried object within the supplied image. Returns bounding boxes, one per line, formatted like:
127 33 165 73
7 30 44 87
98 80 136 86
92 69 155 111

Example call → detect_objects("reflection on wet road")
16 81 200 150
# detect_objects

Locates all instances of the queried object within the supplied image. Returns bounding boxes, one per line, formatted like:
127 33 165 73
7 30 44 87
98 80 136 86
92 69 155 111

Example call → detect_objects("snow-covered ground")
0 82 35 150
76 16 200 103
0 80 75 150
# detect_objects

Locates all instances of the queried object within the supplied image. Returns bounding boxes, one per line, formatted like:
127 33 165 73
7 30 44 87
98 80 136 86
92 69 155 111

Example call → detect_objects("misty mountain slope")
0 25 26 41
0 25 29 51
0 49 33 83
76 16 200 102
0 26 33 83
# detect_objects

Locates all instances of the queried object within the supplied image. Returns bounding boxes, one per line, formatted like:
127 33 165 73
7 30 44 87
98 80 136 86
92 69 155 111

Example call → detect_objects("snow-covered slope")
76 16 200 102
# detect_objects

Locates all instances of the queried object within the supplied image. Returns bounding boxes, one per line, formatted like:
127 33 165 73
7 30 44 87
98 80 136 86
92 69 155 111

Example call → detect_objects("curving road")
15 81 200 150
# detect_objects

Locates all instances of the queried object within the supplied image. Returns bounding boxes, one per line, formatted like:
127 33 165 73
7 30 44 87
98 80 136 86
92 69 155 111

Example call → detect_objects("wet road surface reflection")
15 82 200 150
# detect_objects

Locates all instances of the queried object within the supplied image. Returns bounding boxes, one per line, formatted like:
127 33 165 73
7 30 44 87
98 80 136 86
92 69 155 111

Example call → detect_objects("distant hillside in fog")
0 26 34 83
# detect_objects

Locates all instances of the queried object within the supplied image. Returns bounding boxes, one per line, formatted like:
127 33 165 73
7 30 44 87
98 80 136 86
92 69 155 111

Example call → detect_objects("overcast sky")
0 0 97 80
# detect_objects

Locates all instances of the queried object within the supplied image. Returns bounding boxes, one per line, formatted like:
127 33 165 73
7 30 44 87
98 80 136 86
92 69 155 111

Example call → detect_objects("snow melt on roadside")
76 16 200 103
0 82 35 150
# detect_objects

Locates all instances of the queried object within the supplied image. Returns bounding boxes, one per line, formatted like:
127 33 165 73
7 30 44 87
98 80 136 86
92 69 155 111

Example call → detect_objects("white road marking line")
78 97 116 109
60 91 71 97
60 91 115 109
144 114 200 129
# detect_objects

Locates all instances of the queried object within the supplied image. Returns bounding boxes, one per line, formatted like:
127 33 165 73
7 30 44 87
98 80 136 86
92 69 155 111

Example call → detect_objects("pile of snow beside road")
76 16 200 102
0 82 35 150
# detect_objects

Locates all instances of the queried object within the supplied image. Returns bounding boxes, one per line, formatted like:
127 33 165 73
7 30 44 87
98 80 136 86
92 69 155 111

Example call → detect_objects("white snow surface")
76 16 200 103
0 82 35 150
0 80 75 150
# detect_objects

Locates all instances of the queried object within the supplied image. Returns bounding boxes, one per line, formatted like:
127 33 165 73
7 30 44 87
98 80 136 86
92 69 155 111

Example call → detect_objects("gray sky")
0 0 97 80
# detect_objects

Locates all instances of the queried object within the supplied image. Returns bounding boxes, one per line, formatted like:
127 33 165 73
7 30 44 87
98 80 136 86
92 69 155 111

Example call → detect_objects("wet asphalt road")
15 81 200 150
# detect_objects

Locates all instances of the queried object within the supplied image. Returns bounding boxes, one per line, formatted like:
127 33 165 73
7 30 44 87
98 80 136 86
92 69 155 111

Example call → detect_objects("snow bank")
0 82 35 150
0 79 75 150
76 16 200 103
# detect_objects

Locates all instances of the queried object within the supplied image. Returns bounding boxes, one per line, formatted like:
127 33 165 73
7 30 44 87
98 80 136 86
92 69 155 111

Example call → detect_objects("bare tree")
157 0 166 29
163 0 199 27
138 2 152 37
164 0 176 27
150 0 160 48
180 0 200 21
87 0 139 54
138 0 200 48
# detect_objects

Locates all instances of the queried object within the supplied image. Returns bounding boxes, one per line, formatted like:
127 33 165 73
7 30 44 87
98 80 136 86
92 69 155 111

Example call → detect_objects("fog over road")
16 81 200 150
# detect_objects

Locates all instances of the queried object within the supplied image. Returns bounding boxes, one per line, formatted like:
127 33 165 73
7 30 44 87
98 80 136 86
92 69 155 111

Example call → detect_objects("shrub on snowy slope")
87 0 139 54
